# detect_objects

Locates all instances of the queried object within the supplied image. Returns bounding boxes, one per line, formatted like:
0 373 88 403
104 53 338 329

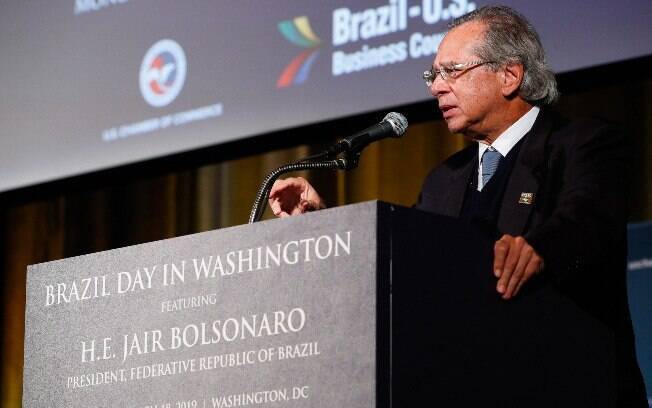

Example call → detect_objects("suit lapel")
441 148 476 218
497 110 553 235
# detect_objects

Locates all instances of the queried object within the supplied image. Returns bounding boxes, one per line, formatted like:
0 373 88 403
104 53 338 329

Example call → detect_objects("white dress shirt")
477 106 540 191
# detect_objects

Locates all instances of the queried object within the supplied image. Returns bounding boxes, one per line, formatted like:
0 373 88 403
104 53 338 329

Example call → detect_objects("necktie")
481 147 502 189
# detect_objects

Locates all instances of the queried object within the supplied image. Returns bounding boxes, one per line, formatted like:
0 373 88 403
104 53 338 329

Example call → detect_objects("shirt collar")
477 106 540 162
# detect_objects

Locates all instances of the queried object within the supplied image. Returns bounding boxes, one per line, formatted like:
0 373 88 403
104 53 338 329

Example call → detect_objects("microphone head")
383 112 408 137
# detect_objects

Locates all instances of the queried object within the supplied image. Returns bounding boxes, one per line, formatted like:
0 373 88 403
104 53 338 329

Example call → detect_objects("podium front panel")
23 202 381 407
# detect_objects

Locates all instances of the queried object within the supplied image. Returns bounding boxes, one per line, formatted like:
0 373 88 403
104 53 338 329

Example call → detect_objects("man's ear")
500 62 524 98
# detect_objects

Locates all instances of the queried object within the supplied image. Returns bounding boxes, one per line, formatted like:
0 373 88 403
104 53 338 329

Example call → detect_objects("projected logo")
139 39 187 107
277 16 322 88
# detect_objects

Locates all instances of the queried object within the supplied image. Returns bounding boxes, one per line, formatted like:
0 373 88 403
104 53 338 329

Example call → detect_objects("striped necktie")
481 147 503 189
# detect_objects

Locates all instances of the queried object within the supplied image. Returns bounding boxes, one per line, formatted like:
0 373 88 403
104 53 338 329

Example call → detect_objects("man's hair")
450 5 559 106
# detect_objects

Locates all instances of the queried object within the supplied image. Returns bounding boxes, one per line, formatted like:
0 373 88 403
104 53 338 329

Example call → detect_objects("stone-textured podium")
23 201 614 407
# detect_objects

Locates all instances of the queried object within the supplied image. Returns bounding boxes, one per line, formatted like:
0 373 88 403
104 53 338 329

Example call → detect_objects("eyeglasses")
423 60 494 86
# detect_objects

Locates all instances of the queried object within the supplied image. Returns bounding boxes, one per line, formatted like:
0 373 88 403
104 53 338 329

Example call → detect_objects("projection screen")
1 0 651 192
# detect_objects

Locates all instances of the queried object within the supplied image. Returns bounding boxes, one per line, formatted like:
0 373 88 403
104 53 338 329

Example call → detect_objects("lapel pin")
519 192 535 205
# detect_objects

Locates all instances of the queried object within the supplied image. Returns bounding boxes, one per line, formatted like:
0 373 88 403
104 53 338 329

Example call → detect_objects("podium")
23 201 614 407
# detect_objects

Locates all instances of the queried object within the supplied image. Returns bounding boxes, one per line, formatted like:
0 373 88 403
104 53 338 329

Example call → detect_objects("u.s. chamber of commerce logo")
139 39 187 107
276 16 322 88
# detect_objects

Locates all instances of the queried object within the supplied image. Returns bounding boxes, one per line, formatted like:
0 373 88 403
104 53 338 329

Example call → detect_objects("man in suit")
268 5 647 405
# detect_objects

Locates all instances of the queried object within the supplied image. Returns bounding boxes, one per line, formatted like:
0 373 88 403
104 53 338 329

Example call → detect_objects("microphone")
329 112 408 154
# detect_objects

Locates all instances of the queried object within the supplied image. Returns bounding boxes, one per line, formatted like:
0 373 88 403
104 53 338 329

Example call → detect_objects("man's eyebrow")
433 60 458 68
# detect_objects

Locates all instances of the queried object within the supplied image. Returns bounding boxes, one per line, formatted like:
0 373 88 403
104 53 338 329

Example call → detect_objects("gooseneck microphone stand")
248 112 408 223
248 148 362 224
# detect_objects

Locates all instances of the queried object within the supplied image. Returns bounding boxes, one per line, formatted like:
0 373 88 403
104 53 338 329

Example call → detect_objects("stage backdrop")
1 0 651 192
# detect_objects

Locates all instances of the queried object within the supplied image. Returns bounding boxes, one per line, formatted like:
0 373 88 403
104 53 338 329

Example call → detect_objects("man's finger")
512 256 542 297
269 179 288 198
512 258 539 297
503 245 533 298
497 266 512 294
497 238 523 294
269 199 282 216
502 264 524 299
493 237 510 277
269 177 302 198
504 243 534 299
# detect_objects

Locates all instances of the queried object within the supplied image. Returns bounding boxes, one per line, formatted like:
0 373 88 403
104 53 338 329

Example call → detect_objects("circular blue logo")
139 39 187 107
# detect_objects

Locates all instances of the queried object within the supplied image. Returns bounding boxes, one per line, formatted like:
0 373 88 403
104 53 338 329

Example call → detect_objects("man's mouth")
439 105 457 118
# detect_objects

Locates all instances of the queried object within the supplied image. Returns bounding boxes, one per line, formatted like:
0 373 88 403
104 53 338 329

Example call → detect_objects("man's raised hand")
268 177 326 218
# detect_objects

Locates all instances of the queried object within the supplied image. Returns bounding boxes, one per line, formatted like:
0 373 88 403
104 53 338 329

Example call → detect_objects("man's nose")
429 73 449 97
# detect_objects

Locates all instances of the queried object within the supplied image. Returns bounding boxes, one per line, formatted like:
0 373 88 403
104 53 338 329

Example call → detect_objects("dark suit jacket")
416 109 647 406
